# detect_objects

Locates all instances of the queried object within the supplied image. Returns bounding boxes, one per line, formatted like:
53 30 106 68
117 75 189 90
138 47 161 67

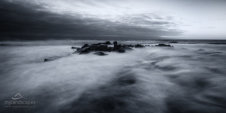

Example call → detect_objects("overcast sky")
0 0 226 40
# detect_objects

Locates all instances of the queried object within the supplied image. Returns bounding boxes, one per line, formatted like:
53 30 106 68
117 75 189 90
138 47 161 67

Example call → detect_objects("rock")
127 44 135 47
114 44 121 50
79 47 91 54
44 56 61 62
44 58 49 62
144 44 151 47
95 44 108 51
81 44 89 48
94 52 108 56
113 41 118 48
155 43 172 47
134 44 144 48
71 46 78 49
105 41 111 45
169 41 178 43
118 48 126 53
75 41 146 55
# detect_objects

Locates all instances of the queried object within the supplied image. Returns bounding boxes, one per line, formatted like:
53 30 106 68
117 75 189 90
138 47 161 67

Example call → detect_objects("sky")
0 0 226 40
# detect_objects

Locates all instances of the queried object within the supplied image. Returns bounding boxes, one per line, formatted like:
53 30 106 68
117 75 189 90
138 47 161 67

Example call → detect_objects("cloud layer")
1 0 226 40
0 0 180 40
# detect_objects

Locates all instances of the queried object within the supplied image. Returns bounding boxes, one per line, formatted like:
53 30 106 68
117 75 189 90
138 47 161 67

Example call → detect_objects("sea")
0 40 226 113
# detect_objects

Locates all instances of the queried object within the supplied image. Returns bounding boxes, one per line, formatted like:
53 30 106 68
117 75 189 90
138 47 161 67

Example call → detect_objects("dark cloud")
0 0 181 40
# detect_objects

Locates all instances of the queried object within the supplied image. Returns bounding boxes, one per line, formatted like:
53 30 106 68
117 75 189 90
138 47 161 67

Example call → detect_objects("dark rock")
155 43 172 47
44 58 55 62
105 41 111 45
81 44 89 48
79 47 91 54
44 56 61 62
134 44 144 48
88 44 108 51
71 46 78 49
94 52 108 56
169 41 178 43
75 41 147 55
113 41 118 48
94 44 108 51
114 44 121 50
127 44 134 47
44 59 49 62
118 48 126 53
144 44 151 47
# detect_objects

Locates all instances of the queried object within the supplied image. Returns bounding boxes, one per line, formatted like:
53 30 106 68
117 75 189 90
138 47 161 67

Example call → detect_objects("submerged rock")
117 48 126 53
94 52 108 56
169 41 178 43
71 46 78 49
155 43 173 47
134 44 145 48
44 56 62 62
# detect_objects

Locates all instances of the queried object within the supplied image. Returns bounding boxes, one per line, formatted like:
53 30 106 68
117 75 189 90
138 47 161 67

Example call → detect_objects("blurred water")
1 39 226 46
0 42 226 113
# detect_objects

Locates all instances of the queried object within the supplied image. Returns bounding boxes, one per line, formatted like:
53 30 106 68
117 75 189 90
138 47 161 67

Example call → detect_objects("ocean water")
0 40 226 113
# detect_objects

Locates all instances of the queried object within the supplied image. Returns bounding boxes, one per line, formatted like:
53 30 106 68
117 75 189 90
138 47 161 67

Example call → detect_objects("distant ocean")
0 39 226 46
